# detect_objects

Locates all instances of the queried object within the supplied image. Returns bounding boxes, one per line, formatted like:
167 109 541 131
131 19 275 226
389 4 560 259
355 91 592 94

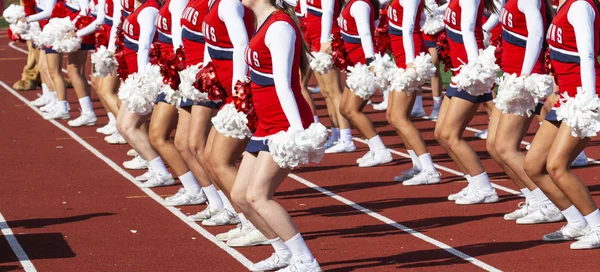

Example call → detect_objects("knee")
148 128 165 148
230 186 248 208
546 159 568 182
116 120 133 138
436 129 454 147
339 104 354 121
486 138 498 159
201 149 213 171
495 142 514 163
245 188 265 210
524 156 544 181
174 137 189 156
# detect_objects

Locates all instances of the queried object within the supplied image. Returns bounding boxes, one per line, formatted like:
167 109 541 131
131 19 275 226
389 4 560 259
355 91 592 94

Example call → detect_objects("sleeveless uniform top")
104 0 114 25
246 11 313 137
444 0 485 76
156 0 174 51
387 0 426 68
122 0 160 72
181 0 208 65
121 0 135 17
304 0 342 51
339 0 375 65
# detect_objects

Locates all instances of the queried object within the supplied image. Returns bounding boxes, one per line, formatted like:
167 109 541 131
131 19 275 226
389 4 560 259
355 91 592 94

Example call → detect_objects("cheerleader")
115 0 176 187
229 0 322 270
524 0 600 249
434 0 500 204
305 0 356 153
338 0 393 167
296 0 320 121
386 0 441 185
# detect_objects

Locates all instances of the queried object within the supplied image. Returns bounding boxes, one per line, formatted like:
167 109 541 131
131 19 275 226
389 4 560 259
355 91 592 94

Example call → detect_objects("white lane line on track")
0 212 37 272
0 80 254 269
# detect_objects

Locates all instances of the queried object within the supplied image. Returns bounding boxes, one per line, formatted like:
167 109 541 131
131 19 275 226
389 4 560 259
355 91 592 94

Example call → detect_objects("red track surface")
1 36 600 272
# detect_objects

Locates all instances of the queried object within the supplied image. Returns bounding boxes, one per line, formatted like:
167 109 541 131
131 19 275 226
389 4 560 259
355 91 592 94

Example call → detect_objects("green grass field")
0 17 9 28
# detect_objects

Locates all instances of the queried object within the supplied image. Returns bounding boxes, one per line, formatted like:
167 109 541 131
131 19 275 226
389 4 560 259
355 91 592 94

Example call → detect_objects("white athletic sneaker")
139 172 175 188
202 209 240 226
40 99 56 112
475 129 488 140
135 170 153 181
216 223 248 241
251 253 292 272
402 171 441 186
372 100 388 111
448 185 470 201
543 224 590 241
516 203 564 224
68 113 97 127
324 136 338 149
104 133 127 144
454 188 499 205
428 108 440 120
96 122 116 135
411 108 426 119
31 94 50 107
570 227 600 249
571 151 589 167
188 206 221 222
127 148 138 157
324 140 356 154
164 188 206 206
504 201 536 221
358 149 393 167
227 228 270 247
278 258 322 272
123 155 148 170
43 106 70 120
393 168 421 182
356 151 372 164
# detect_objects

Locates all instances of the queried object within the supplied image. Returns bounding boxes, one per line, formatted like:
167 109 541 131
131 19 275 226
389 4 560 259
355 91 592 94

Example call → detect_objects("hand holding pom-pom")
346 63 377 100
268 123 329 169
232 79 257 132
3 5 26 24
118 64 163 115
91 46 117 77
309 52 334 74
369 53 396 92
195 62 226 101
179 64 208 102
555 90 600 138
211 104 253 139
451 46 501 96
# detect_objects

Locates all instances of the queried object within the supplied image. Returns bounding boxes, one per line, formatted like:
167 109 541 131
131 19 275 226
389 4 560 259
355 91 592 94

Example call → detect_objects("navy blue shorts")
446 85 494 103
545 109 559 122
246 138 269 153
44 44 96 54
155 92 168 104
180 99 223 109
425 40 437 48
533 103 544 116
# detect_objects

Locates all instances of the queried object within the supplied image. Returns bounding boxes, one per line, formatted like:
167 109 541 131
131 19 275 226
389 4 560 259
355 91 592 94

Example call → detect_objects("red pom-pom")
194 62 226 101
23 0 37 15
50 1 67 19
436 32 452 72
149 42 162 65
75 15 95 30
232 80 257 132
331 33 349 71
544 48 554 75
7 28 25 43
158 46 186 89
374 9 390 54
114 21 129 80
95 24 110 49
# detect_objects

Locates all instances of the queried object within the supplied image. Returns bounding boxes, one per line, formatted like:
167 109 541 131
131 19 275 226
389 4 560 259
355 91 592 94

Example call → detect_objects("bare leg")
116 105 159 161
149 103 186 175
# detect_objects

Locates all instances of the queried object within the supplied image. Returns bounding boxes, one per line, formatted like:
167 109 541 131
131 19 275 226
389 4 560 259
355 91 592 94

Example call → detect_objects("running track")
1 36 600 272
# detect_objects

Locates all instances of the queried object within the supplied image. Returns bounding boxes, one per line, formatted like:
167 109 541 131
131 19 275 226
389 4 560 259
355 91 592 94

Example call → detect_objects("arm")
568 1 597 95
218 0 249 89
320 0 335 43
77 0 106 37
202 43 211 67
518 0 543 76
300 0 307 15
107 0 123 52
402 0 419 64
482 0 503 32
25 0 57 22
79 0 90 16
350 1 375 59
459 0 479 62
137 7 159 73
266 22 304 129
170 0 187 49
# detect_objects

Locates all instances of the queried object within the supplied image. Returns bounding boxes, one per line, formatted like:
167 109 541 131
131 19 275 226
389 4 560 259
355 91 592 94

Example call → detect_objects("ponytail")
542 0 554 30
483 0 498 14
369 0 381 20
276 2 312 78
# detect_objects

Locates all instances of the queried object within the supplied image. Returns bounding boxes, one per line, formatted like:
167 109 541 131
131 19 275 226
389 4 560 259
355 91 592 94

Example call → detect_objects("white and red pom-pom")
118 64 163 115
347 63 377 100
451 46 501 96
3 5 26 24
268 122 329 169
10 21 29 36
495 73 553 117
211 103 252 139
309 52 333 74
421 5 445 35
555 90 600 138
91 46 117 77
413 53 437 86
178 63 208 102
42 17 81 53
369 53 396 92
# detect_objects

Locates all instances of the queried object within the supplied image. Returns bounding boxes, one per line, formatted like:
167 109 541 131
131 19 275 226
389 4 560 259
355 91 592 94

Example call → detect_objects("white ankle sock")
148 157 169 176
78 96 94 115
367 135 385 151
313 116 319 123
520 188 536 203
48 91 57 102
284 233 314 263
562 205 588 230
331 128 340 141
179 171 201 194
340 128 353 142
413 95 423 110
433 96 442 109
470 172 493 192
418 153 436 173
59 100 69 112
269 237 292 258
584 209 600 229
218 190 236 213
407 150 422 170
41 83 49 96
108 112 116 123
203 185 223 210
382 90 389 102
531 188 550 204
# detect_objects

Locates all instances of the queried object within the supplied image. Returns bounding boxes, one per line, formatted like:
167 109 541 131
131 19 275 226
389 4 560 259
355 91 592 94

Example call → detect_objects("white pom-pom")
309 52 333 74
369 53 396 92
389 67 418 94
388 53 436 94
413 53 437 85
10 21 29 35
451 46 501 96
91 46 117 77
495 73 553 117
118 64 163 115
159 85 182 107
268 123 329 169
178 64 209 102
42 17 81 53
211 103 252 139
25 23 45 46
422 11 445 35
555 91 600 138
3 5 25 24
346 63 377 100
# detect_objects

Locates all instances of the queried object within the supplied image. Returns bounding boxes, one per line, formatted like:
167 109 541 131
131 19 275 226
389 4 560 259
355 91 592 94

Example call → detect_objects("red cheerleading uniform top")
423 0 445 42
304 0 341 51
181 0 208 65
202 0 253 101
156 0 174 52
500 0 547 75
295 0 303 17
104 0 114 25
246 11 313 138
443 0 485 77
122 0 160 73
339 0 375 65
547 0 600 107
55 0 96 45
121 0 135 17
387 0 426 68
